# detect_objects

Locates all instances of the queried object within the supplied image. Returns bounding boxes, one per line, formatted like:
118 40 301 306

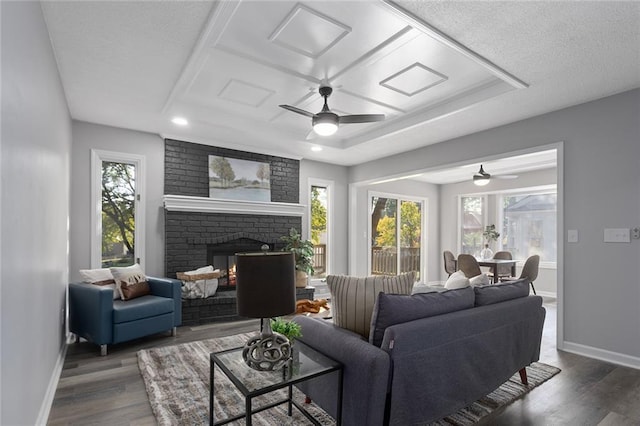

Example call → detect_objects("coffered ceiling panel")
41 0 640 165
164 0 527 151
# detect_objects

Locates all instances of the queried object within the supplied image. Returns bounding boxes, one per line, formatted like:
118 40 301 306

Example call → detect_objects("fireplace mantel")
163 194 306 217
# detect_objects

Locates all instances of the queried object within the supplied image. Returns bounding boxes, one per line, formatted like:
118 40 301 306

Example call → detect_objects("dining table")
477 258 517 283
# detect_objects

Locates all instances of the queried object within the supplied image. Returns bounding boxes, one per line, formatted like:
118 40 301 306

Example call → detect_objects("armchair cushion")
113 296 174 324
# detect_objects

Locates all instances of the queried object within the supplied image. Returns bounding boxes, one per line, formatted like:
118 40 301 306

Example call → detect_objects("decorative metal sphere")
242 332 291 371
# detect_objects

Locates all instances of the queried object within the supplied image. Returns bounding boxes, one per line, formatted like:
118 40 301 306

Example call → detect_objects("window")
459 195 485 256
91 150 145 269
308 179 332 279
500 192 557 262
369 193 425 280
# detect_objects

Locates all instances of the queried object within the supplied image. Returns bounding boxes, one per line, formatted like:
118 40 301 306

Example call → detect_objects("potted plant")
270 317 302 343
482 225 500 255
281 227 315 288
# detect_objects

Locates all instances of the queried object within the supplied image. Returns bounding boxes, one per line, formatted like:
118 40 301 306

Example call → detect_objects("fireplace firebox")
206 237 280 291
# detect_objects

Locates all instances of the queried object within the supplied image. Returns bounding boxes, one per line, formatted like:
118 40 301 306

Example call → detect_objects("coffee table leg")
210 363 214 425
288 384 293 416
246 397 252 426
336 368 343 426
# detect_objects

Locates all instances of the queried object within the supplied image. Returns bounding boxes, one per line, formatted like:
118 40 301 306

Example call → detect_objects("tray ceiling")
41 1 640 166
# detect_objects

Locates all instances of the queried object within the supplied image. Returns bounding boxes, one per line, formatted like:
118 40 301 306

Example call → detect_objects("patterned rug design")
137 333 560 425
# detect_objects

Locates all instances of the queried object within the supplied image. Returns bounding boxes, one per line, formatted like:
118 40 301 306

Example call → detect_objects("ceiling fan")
279 86 385 136
473 165 518 186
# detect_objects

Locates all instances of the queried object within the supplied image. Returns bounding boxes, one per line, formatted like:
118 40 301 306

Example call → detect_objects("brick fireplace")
163 139 312 325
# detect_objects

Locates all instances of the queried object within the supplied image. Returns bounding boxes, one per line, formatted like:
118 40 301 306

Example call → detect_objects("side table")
210 340 342 425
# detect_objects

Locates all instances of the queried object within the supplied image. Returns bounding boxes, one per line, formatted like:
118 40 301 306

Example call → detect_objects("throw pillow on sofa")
469 273 491 287
327 271 415 338
369 286 475 347
79 268 119 300
110 263 150 301
444 270 470 289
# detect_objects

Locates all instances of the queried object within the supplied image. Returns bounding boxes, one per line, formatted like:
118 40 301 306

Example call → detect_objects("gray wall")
440 168 558 295
1 2 72 424
70 121 165 281
351 180 440 282
350 89 640 366
299 160 349 275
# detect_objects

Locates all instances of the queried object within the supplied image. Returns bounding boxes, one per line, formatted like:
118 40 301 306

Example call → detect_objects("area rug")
138 333 560 425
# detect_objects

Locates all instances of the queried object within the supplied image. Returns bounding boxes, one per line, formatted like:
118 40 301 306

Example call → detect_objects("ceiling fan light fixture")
473 175 490 186
473 164 490 186
312 113 338 136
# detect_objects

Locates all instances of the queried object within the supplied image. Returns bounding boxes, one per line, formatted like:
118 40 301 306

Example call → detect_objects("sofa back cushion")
369 287 475 347
474 279 529 306
327 272 415 338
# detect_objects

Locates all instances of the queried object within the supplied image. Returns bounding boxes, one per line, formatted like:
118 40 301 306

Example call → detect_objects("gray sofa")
293 279 545 425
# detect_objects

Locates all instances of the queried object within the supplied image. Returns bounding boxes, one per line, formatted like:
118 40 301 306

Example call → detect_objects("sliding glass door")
370 193 424 280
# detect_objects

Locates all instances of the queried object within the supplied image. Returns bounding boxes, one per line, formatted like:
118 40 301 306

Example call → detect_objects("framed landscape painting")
208 156 271 202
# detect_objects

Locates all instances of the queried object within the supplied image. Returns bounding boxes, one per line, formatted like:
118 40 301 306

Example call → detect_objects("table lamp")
236 251 296 371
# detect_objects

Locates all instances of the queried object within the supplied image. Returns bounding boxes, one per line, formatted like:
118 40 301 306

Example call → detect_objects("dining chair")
519 255 540 295
443 251 457 277
491 251 514 281
457 254 482 278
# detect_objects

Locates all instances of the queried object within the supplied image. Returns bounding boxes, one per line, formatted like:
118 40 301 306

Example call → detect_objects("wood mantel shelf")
163 194 306 217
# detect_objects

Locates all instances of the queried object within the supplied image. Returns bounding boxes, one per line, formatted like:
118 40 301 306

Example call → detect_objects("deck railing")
371 246 420 276
313 244 326 275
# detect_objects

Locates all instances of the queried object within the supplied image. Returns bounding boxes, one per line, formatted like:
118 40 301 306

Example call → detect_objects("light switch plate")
568 229 578 243
603 228 631 243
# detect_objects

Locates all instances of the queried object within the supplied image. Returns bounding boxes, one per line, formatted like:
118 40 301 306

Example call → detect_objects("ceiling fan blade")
279 105 315 118
495 174 518 179
339 114 385 124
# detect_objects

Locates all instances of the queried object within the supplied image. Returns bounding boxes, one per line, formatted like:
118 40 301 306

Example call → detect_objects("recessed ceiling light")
171 117 188 126
311 146 323 152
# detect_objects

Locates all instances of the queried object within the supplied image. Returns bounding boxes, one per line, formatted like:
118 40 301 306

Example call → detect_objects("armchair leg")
100 344 107 356
75 334 80 343
171 327 177 337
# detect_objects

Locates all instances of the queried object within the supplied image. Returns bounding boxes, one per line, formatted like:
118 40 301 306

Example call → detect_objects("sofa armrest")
68 282 114 345
293 316 390 426
147 277 182 327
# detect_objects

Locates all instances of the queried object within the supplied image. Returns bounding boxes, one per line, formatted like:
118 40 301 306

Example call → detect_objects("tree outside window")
101 161 136 267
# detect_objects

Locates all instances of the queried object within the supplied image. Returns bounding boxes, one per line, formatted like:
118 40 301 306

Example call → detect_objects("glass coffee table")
210 340 343 425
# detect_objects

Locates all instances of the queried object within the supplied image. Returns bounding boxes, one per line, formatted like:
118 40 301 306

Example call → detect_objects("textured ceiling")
41 1 640 167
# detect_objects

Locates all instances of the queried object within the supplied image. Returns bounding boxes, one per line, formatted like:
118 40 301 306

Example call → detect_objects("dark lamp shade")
236 252 296 318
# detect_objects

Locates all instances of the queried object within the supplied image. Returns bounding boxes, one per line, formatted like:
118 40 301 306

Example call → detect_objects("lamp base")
242 320 291 371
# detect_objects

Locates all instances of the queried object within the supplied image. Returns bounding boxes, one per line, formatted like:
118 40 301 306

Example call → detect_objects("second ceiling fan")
279 86 385 136
473 165 518 186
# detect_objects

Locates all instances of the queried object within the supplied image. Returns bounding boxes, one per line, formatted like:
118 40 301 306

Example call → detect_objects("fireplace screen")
207 238 275 290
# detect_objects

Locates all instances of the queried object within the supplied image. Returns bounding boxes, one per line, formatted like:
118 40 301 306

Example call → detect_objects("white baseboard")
36 337 68 425
536 290 556 298
561 340 640 370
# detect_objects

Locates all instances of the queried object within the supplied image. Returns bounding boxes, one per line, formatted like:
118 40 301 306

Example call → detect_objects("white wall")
439 168 557 295
1 2 72 424
299 159 349 275
70 121 165 281
351 180 440 282
349 89 640 368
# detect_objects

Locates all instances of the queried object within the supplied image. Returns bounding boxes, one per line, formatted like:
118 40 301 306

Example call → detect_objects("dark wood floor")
48 298 640 425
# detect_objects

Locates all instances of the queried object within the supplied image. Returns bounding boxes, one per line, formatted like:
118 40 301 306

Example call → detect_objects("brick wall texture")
163 139 302 278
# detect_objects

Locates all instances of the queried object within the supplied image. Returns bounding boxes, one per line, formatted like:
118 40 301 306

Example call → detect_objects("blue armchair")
69 277 182 355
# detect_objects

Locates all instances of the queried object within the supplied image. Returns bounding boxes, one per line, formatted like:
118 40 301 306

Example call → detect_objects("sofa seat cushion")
113 295 174 324
369 287 475 347
474 279 529 306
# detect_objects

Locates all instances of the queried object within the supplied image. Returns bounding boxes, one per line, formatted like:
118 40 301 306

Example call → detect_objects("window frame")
90 149 146 270
367 190 427 280
497 185 557 269
456 194 488 256
307 178 333 280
